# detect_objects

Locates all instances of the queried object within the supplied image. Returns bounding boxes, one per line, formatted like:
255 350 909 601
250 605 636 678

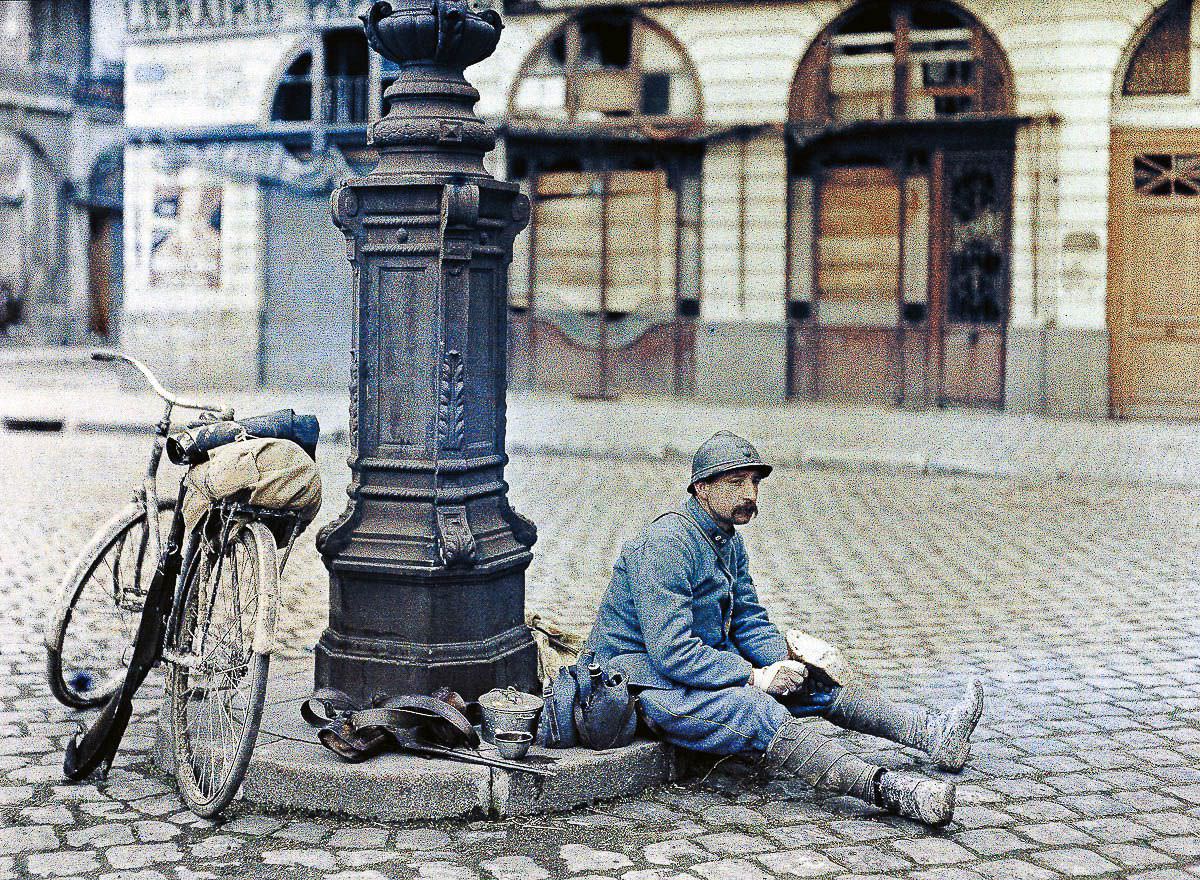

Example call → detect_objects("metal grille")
1134 154 1200 197
945 161 1007 323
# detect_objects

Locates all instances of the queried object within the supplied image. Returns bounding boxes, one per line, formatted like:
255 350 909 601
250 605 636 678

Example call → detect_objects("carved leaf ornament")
438 350 466 452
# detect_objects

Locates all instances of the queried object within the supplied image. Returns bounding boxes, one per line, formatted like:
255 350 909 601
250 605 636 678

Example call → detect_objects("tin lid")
477 685 544 712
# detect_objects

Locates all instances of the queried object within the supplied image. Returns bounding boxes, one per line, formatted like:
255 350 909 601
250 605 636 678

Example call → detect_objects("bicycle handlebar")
91 350 234 419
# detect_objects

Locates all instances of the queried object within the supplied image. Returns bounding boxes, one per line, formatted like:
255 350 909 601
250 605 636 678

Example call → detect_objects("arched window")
509 11 700 122
270 28 392 125
1123 0 1193 96
791 1 1012 125
272 52 313 122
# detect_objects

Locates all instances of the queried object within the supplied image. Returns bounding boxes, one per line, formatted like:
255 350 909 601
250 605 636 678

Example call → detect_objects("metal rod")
598 170 611 399
397 741 557 777
92 350 232 417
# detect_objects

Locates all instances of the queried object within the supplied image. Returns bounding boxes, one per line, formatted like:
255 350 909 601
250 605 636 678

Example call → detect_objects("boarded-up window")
791 1 1012 124
606 171 676 315
790 167 930 314
510 13 699 122
532 170 676 317
534 173 604 313
1124 0 1192 96
817 167 901 326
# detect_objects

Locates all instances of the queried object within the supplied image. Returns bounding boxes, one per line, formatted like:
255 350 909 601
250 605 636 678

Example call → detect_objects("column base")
314 623 539 704
694 321 787 403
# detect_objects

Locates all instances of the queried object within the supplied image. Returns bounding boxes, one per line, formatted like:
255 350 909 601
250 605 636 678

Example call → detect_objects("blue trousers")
638 683 839 755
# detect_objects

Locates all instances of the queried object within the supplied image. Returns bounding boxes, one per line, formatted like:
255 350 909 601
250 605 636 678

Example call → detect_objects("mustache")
734 501 758 518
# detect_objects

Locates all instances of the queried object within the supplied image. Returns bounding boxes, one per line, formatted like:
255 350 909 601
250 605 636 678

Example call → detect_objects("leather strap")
301 687 357 726
353 695 480 749
303 690 480 761
659 510 736 583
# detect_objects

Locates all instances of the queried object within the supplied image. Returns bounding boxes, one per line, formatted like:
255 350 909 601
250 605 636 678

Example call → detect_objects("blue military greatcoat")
584 497 798 753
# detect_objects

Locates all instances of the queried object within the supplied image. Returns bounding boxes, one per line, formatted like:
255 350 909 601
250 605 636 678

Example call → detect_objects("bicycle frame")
64 352 314 796
163 501 302 658
63 353 234 782
91 350 233 568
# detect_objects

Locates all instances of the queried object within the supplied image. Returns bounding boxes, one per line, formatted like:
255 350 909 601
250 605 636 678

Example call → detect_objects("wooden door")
1109 130 1200 418
936 150 1012 407
88 210 118 338
815 166 902 403
529 169 679 397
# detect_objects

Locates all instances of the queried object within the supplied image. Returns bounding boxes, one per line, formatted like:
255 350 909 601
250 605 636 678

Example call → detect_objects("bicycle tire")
167 520 275 817
46 499 175 709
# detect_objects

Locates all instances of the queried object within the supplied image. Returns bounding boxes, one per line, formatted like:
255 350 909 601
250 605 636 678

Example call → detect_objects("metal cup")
493 730 532 760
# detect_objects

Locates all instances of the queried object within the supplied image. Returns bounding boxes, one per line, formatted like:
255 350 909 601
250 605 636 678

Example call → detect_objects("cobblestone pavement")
2 429 1200 879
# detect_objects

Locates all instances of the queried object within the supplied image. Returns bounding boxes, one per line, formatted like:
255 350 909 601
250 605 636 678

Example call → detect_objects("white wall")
122 27 304 385
90 0 126 71
125 34 297 129
121 143 263 385
701 131 789 322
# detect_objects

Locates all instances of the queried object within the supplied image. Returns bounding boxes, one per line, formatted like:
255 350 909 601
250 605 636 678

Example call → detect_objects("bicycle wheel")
46 499 175 709
167 520 274 817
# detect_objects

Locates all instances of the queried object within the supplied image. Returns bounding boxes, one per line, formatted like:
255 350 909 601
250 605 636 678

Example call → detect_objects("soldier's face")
695 468 763 528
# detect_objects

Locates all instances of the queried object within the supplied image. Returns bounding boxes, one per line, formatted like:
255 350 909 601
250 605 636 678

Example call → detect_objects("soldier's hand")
750 660 808 698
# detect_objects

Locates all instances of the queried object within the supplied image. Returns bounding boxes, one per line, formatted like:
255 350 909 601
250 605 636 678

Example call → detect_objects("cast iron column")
315 0 538 703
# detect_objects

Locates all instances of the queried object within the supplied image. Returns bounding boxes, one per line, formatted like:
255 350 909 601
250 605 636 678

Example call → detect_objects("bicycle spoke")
54 512 161 706
170 520 270 813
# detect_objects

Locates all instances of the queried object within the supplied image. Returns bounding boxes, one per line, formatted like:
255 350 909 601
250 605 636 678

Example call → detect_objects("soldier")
584 431 984 826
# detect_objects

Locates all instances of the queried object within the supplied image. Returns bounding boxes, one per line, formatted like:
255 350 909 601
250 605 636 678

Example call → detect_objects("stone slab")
244 733 491 822
693 322 788 403
1045 326 1109 419
495 737 679 817
155 660 679 820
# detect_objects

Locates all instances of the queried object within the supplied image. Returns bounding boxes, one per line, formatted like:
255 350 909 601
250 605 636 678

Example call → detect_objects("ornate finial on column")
359 0 501 175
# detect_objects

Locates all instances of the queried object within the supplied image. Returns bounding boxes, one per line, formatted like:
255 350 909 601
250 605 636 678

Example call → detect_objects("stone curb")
153 665 680 821
7 406 1200 490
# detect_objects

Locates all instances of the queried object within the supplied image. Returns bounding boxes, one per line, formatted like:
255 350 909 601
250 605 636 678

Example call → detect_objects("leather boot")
825 679 984 771
876 769 955 826
762 719 957 826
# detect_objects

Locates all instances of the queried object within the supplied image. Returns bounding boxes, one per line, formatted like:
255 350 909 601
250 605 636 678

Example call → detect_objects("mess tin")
477 686 543 744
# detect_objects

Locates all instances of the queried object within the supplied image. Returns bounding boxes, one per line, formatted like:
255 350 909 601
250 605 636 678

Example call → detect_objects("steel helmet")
688 431 772 493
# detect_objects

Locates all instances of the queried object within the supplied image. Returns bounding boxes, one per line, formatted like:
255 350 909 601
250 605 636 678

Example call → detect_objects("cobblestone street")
2 428 1199 879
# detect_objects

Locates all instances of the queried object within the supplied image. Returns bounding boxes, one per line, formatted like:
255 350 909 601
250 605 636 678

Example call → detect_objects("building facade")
0 0 126 347
121 0 1200 418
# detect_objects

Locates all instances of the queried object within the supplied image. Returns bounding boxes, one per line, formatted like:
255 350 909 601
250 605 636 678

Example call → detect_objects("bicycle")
46 351 233 709
55 351 319 817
